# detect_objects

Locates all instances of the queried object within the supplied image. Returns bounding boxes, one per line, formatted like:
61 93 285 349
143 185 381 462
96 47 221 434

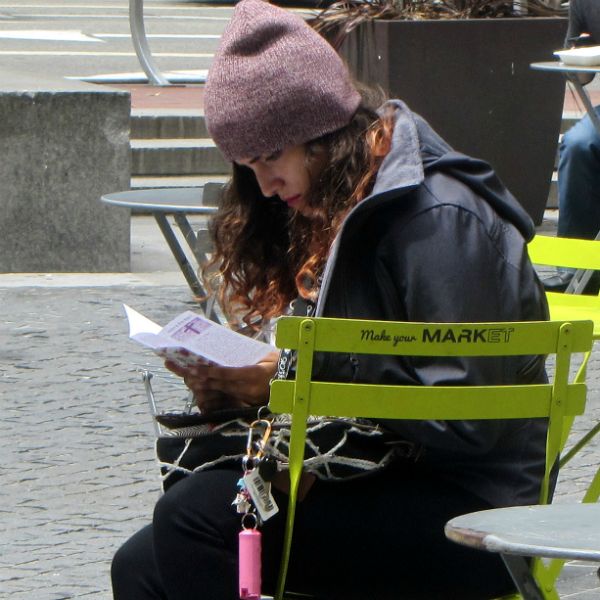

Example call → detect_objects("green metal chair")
268 316 594 600
528 234 600 297
527 235 600 344
527 234 600 484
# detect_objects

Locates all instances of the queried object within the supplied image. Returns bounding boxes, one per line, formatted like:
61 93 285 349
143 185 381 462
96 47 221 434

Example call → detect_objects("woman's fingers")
165 351 279 406
164 359 183 375
214 351 279 402
164 356 210 374
193 390 245 413
198 362 275 404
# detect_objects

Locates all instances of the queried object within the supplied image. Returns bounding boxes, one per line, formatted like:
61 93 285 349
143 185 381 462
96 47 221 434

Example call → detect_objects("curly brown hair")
204 89 394 329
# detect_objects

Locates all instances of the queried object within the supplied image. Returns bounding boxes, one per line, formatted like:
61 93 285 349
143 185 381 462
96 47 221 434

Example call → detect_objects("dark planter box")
341 18 568 224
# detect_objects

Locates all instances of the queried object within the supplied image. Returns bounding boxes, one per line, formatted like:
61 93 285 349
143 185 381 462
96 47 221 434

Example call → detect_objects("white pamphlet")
124 304 275 367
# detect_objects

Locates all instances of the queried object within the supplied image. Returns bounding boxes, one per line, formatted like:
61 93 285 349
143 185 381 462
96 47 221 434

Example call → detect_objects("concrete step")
131 108 208 139
130 108 581 141
130 138 231 177
560 111 582 134
127 110 574 201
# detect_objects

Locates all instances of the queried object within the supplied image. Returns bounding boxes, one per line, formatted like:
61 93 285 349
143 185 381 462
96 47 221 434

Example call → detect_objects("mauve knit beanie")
204 0 361 162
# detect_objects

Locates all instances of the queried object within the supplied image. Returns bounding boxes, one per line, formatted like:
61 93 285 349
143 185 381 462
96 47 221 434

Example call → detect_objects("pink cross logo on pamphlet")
171 317 210 341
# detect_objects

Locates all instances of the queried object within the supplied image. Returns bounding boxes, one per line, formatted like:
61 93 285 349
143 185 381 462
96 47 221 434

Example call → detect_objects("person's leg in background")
543 107 600 291
557 108 600 240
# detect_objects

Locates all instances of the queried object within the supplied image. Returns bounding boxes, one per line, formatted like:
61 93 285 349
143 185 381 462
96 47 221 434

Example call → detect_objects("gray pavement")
1 213 600 599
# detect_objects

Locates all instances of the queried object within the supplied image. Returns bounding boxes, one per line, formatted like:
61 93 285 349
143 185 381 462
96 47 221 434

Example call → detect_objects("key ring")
245 419 272 459
241 511 259 530
257 405 272 420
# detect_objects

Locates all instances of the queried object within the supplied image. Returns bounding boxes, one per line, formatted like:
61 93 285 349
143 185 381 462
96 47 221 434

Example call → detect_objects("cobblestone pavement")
1 283 199 599
1 221 600 599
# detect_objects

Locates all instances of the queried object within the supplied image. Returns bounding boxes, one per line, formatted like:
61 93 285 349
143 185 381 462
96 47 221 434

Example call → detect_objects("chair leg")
582 465 600 503
501 555 552 600
141 370 162 437
560 421 600 469
559 351 591 462
532 558 561 600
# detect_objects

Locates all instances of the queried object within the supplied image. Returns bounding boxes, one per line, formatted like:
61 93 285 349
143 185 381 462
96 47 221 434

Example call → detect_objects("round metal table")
531 61 600 134
101 185 222 317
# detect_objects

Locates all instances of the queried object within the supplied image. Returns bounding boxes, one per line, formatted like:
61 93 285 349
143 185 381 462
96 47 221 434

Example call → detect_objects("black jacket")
314 101 550 508
566 0 600 46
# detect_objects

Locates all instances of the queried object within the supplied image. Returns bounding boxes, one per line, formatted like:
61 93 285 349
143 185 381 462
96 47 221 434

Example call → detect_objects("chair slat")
275 317 593 355
269 380 587 420
528 235 600 272
546 292 600 338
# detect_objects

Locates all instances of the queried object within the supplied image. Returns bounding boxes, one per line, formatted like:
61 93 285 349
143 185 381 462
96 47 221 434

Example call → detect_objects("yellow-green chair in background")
528 234 600 339
528 235 600 492
528 234 600 298
268 316 593 600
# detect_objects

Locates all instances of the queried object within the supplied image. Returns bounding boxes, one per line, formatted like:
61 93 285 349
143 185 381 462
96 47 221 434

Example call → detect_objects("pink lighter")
239 528 262 599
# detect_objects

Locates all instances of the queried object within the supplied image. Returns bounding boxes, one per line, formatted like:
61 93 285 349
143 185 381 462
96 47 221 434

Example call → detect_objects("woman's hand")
165 351 279 413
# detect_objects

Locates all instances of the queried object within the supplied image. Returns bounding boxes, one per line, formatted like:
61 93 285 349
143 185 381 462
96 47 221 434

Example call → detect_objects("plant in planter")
312 0 566 40
310 0 568 224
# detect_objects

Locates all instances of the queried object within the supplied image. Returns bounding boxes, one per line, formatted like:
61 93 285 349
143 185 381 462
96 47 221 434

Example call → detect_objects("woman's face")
237 144 324 217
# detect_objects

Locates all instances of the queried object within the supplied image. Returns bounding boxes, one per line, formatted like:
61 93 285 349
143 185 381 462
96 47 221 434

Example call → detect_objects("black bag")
155 407 419 492
155 407 257 492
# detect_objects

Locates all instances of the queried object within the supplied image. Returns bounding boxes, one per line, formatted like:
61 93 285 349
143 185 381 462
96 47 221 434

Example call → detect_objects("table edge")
100 188 219 213
531 60 600 73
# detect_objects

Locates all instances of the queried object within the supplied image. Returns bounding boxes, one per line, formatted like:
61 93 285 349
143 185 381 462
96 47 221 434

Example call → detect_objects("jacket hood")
315 100 536 316
373 100 535 241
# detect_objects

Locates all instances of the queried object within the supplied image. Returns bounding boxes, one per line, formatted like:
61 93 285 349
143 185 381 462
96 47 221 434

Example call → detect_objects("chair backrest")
542 291 600 340
268 316 594 600
527 233 600 375
528 234 600 274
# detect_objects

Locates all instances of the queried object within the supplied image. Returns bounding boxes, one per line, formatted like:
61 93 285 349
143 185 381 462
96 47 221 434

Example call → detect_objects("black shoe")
541 271 574 292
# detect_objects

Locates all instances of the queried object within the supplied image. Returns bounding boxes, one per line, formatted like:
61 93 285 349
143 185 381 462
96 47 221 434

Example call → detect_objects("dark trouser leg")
112 524 166 600
544 109 600 290
557 107 600 240
151 469 243 600
113 465 514 600
282 463 514 600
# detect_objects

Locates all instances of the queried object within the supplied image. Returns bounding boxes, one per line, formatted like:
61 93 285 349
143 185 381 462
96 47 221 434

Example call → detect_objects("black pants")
111 464 514 600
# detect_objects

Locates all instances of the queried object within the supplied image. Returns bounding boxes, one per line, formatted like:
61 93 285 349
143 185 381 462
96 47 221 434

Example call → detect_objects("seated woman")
111 1 549 598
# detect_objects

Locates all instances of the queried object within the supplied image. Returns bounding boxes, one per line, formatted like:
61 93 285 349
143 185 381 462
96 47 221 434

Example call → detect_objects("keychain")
235 418 280 599
242 419 279 521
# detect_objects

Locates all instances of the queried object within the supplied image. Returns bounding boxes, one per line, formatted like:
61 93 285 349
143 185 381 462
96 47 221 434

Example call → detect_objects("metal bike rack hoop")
130 0 170 86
